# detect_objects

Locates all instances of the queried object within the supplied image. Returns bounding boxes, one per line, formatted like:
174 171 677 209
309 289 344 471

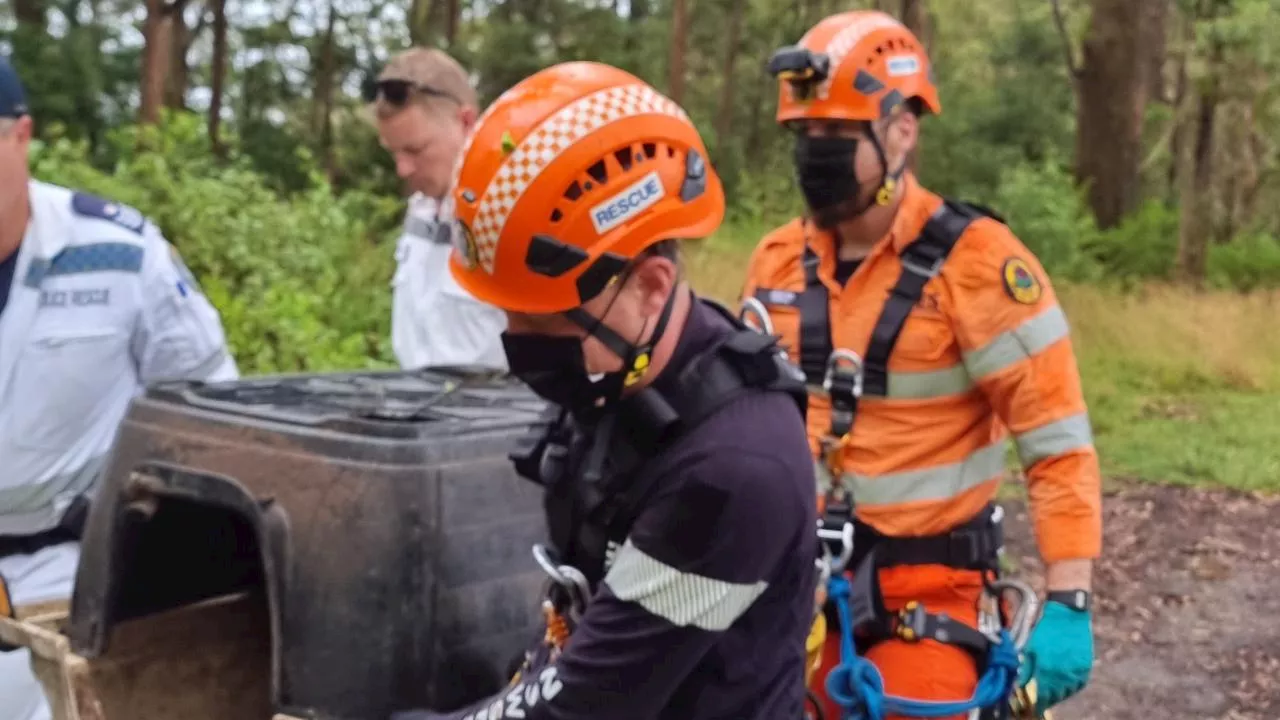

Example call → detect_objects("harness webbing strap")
795 199 995 402
861 202 981 397
796 247 832 387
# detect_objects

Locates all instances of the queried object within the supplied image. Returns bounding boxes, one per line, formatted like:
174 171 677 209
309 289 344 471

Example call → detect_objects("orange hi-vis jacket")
741 175 1101 563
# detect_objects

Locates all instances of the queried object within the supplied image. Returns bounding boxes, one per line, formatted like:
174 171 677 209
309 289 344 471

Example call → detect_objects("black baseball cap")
0 56 30 119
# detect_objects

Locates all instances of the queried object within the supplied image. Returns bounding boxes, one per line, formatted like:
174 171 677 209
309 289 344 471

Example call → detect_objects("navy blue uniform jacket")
398 299 819 720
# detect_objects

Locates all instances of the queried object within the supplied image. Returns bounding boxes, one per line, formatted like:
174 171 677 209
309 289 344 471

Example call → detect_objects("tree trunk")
1216 99 1260 244
444 0 460 44
139 0 175 125
312 1 339 180
409 0 432 45
1074 0 1150 230
900 0 926 38
626 0 651 54
1144 0 1171 103
208 0 228 156
713 0 745 158
1175 45 1221 286
1165 4 1193 206
13 0 47 26
164 2 192 110
667 0 689 105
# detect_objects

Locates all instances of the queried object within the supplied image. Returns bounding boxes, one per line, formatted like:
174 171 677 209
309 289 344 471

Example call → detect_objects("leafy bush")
29 112 404 375
991 157 1100 281
1083 200 1181 285
1207 232 1280 292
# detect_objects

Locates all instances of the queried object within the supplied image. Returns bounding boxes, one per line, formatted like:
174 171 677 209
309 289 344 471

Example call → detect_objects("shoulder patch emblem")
1001 257 1043 305
452 219 479 271
168 242 203 297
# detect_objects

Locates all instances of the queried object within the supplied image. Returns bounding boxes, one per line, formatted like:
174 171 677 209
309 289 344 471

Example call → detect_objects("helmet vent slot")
614 148 634 172
586 160 609 186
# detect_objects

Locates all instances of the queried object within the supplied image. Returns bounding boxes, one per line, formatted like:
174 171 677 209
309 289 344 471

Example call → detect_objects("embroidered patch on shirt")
1001 257 1043 305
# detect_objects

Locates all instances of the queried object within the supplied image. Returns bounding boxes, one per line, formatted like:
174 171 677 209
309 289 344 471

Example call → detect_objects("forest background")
4 0 1279 490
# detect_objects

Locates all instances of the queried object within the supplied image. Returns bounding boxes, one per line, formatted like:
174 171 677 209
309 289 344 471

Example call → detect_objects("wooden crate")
0 592 293 720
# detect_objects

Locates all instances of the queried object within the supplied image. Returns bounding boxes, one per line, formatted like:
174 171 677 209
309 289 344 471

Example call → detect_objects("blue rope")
823 574 1022 720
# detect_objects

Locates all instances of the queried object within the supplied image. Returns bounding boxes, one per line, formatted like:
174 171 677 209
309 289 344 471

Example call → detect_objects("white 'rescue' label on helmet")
590 169 666 235
886 54 920 77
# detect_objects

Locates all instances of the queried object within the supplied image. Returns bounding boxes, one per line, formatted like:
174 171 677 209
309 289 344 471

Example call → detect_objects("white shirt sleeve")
131 224 240 383
391 196 508 372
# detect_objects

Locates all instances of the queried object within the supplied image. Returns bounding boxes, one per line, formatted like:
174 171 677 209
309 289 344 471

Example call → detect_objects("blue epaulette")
70 192 147 235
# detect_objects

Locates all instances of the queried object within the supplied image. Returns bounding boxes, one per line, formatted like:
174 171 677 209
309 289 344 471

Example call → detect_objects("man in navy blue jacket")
390 61 819 720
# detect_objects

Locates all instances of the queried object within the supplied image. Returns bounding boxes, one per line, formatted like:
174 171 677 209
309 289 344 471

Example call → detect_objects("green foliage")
1084 201 1182 284
28 113 403 376
1207 232 1280 291
9 0 1280 402
920 0 1076 200
990 156 1100 281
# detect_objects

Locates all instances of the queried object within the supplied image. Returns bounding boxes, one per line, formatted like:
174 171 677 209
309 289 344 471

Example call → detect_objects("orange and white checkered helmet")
444 61 725 314
771 10 940 125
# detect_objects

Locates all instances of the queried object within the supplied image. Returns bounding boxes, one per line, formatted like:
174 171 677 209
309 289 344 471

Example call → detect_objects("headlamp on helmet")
768 46 830 102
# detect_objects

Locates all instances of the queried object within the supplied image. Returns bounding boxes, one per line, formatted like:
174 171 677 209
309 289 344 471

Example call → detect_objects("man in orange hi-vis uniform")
740 10 1102 720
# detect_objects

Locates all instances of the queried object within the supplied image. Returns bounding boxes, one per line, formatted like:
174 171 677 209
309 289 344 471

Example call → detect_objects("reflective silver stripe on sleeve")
840 439 1008 507
1014 412 1095 466
0 454 106 535
183 347 234 381
962 304 1070 379
604 539 769 632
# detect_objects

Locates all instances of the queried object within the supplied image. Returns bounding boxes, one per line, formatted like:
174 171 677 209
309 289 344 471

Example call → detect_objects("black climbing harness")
747 199 1005 519
740 200 1041 719
510 296 808 620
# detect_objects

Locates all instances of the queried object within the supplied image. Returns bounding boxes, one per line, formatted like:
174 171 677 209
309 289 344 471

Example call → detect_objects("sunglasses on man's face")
363 78 461 107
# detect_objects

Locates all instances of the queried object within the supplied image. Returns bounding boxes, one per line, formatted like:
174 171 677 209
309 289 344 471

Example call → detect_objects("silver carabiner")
983 578 1040 651
532 544 591 620
822 349 865 398
814 556 832 589
815 519 856 574
739 297 775 336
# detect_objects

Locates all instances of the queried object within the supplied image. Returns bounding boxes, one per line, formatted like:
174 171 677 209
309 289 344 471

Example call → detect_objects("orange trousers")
809 565 987 720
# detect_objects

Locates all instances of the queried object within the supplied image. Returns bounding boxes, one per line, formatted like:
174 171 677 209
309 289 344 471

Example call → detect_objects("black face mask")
501 333 628 419
794 134 861 228
502 283 677 421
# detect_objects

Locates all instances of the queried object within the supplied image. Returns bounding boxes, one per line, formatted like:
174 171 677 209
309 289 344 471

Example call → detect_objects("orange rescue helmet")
445 61 725 315
770 10 940 125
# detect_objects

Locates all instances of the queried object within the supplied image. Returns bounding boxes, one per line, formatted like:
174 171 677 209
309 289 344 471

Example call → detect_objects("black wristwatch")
1046 589 1092 612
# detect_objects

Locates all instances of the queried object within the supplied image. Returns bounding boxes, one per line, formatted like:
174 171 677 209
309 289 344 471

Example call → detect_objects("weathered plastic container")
57 368 551 720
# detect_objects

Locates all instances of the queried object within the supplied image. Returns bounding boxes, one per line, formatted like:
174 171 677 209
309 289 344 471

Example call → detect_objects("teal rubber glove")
1016 600 1094 712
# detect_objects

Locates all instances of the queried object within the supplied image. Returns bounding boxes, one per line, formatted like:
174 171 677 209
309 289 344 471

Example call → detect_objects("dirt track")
1002 482 1280 720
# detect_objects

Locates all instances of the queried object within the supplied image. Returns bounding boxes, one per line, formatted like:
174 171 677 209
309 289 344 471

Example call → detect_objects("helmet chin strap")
562 269 679 390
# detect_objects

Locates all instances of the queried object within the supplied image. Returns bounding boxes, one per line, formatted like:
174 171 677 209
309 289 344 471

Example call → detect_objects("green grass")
687 223 1280 494
1089 390 1280 491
